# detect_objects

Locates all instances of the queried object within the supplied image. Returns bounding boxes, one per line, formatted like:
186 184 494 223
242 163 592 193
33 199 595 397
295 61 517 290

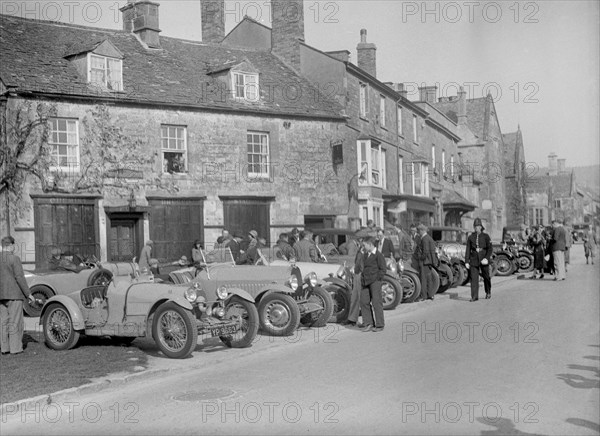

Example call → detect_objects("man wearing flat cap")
464 218 493 301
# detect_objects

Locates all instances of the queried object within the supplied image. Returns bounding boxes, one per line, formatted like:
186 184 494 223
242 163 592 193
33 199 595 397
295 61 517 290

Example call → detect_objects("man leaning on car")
0 236 35 355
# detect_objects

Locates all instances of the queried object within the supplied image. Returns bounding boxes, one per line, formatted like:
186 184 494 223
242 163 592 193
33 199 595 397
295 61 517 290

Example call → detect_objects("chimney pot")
418 85 437 104
360 29 367 43
548 153 558 176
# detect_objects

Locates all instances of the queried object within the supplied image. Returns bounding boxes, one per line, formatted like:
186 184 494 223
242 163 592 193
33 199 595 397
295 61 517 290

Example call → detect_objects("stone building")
434 91 508 240
0 2 347 267
502 126 528 227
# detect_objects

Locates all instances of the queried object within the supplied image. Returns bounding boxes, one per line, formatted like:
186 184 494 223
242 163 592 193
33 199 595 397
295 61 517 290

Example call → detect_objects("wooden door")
223 199 270 244
109 220 137 262
149 199 204 262
33 197 98 268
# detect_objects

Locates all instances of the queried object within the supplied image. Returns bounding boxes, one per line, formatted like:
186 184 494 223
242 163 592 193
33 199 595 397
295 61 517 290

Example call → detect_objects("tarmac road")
2 246 599 435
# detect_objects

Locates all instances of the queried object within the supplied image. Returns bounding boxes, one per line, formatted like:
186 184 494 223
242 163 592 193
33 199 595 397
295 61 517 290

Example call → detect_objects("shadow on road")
477 417 544 435
565 418 600 434
556 345 600 389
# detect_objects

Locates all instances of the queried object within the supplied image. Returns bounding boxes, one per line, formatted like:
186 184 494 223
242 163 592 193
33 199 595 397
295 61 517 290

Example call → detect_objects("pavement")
3 272 519 416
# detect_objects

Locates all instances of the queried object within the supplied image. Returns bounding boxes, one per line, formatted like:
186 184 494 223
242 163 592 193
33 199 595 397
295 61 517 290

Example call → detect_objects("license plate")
210 324 237 337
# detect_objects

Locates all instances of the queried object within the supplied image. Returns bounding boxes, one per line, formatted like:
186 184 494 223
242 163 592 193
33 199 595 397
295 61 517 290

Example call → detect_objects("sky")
2 0 599 169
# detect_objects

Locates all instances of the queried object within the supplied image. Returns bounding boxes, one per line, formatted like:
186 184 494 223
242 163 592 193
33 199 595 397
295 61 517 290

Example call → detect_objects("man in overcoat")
417 224 439 301
0 236 35 355
551 220 567 281
464 218 493 301
359 237 386 332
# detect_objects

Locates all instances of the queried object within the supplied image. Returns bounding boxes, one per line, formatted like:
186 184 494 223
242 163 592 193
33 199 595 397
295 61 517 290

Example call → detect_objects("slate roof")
527 173 574 197
0 15 344 119
433 97 489 140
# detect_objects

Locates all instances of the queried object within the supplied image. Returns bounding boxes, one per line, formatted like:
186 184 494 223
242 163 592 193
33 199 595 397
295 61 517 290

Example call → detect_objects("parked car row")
31 225 506 360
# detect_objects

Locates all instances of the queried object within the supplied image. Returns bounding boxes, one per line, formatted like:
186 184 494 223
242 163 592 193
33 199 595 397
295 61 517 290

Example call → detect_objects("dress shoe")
340 320 355 326
539 274 544 279
356 322 365 328
372 327 384 332
1 352 9 355
470 298 478 302
553 278 558 281
360 325 374 332
485 293 491 299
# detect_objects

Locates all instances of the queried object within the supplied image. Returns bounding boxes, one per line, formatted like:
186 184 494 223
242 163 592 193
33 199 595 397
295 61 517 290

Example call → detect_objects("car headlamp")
397 259 405 273
288 275 299 291
184 287 198 303
336 265 347 281
304 272 318 287
217 286 229 300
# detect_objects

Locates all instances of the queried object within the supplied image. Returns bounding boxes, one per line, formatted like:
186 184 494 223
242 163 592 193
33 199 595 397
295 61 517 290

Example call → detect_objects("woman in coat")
528 225 546 279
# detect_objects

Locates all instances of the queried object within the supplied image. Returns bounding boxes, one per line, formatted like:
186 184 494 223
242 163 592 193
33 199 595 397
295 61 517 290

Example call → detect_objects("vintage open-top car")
169 248 334 337
40 269 260 359
24 257 136 317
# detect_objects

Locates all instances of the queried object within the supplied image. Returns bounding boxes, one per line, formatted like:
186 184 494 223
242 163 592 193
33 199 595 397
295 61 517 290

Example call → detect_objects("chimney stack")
419 86 437 104
201 0 224 43
557 158 566 174
548 153 558 176
357 29 377 77
271 0 305 71
120 0 161 48
457 86 467 125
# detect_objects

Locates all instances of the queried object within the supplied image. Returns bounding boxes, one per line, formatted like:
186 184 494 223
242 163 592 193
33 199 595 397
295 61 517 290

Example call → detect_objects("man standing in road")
359 237 386 332
551 219 567 281
376 229 395 260
465 218 493 301
409 223 420 269
0 236 35 355
417 224 439 301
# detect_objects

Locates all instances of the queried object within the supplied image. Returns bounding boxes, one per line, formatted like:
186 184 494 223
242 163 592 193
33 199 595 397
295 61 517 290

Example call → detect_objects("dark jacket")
295 239 319 263
411 233 422 268
0 251 30 300
419 234 439 267
377 237 395 259
465 231 493 267
551 226 567 251
361 250 387 287
276 240 296 261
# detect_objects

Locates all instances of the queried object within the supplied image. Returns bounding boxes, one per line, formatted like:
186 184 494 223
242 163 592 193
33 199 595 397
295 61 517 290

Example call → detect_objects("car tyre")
493 253 515 276
381 276 403 310
152 302 198 359
326 284 350 323
258 293 300 336
437 263 454 293
517 251 535 273
401 271 421 303
450 261 464 288
301 286 334 328
24 285 54 317
220 296 259 348
43 303 80 350
87 268 113 287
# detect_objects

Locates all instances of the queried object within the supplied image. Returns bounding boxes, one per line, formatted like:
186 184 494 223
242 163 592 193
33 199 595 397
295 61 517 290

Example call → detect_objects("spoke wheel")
43 303 80 350
381 277 402 310
24 285 54 317
301 286 334 327
494 254 515 276
401 271 421 303
220 297 259 348
88 269 113 286
152 302 198 359
326 285 350 323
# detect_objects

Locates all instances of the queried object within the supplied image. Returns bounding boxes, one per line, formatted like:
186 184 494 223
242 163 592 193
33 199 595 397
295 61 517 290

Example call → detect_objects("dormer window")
89 54 122 91
233 72 258 101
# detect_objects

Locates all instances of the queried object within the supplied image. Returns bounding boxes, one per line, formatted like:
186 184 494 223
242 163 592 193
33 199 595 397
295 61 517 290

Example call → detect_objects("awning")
442 190 476 212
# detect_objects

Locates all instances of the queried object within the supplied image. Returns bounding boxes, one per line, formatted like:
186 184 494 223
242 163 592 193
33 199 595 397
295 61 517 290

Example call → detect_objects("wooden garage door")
223 199 270 244
33 197 98 269
149 199 203 262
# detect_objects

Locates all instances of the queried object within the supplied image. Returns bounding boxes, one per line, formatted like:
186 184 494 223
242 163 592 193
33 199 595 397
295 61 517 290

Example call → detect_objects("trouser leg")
359 286 374 327
7 300 24 353
470 266 480 300
481 265 491 294
369 281 384 328
0 301 9 352
348 273 362 322
419 263 428 300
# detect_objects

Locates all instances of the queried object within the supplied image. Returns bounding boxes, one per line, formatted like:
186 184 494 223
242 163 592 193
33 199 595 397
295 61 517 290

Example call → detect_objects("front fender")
494 251 516 260
257 284 295 301
385 272 400 281
403 264 420 275
323 276 350 290
163 297 194 311
39 296 86 330
225 289 255 304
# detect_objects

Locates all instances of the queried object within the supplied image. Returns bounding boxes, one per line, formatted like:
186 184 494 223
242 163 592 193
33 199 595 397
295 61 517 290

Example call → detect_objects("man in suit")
294 230 319 263
359 237 387 332
410 223 421 270
0 236 35 355
551 219 567 281
376 229 395 260
417 224 439 301
464 218 493 301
